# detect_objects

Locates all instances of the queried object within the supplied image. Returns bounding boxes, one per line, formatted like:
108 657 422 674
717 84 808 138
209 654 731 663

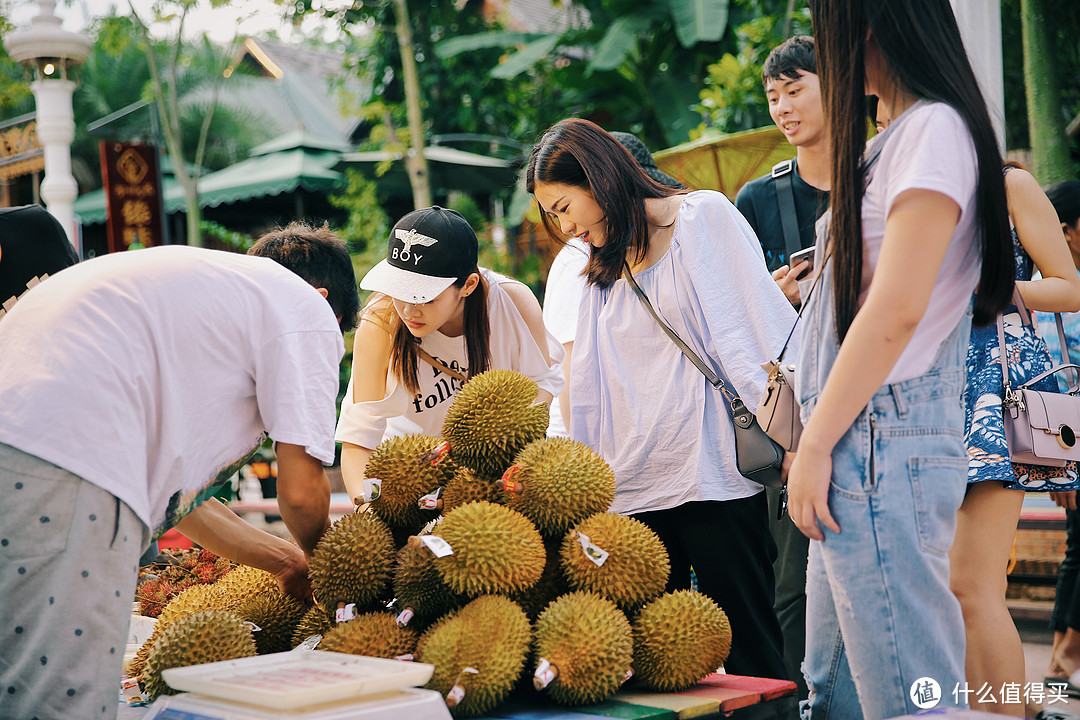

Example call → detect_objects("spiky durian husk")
441 467 503 515
441 370 549 477
320 611 419 658
127 623 165 681
511 536 569 620
503 438 615 538
417 595 532 717
533 591 632 705
433 501 545 597
139 610 256 701
560 513 670 612
291 603 336 648
156 582 222 627
309 511 396 609
393 542 464 625
209 564 280 612
632 590 732 691
235 592 308 655
367 434 455 535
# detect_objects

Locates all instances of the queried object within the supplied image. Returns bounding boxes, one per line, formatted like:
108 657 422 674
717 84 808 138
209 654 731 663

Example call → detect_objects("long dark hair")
365 271 490 395
811 0 1013 340
526 118 683 288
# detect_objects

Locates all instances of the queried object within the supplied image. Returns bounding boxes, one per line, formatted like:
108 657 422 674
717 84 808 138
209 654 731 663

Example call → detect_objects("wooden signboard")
100 141 164 252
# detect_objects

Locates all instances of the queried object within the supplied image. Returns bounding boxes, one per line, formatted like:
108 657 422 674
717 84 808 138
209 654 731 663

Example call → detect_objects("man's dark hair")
249 222 360 333
1046 180 1080 229
762 35 817 84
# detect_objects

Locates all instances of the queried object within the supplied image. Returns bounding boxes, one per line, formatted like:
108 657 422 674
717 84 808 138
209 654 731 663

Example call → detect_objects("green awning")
74 144 345 226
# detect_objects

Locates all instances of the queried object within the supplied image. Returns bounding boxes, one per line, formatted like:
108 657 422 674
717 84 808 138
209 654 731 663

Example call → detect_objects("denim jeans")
796 262 971 719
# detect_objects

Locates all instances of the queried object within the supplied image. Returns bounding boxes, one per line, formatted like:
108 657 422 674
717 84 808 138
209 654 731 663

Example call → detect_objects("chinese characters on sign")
101 141 164 253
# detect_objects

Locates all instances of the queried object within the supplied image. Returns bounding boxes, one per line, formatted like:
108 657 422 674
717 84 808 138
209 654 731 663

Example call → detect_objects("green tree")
0 15 33 118
1019 0 1075 183
434 0 735 148
1001 0 1078 178
695 1 812 136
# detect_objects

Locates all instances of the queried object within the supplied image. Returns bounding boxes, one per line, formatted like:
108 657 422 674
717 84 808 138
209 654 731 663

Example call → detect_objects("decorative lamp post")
5 0 91 248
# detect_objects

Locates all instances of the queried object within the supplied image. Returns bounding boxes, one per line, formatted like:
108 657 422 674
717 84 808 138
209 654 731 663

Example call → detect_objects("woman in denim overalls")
788 1 1018 717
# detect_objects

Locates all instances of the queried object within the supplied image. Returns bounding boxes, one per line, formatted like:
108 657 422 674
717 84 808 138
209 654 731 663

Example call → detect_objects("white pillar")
951 0 1006 151
31 78 79 246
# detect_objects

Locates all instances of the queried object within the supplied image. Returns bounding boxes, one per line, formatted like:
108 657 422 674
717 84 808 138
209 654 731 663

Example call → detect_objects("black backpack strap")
772 159 801 265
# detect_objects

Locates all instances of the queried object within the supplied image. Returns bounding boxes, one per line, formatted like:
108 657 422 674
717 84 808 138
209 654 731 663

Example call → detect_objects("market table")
118 673 797 720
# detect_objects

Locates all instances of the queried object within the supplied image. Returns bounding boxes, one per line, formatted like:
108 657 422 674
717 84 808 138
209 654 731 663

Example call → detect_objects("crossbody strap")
772 159 802 264
997 288 1077 397
622 263 741 410
417 348 469 383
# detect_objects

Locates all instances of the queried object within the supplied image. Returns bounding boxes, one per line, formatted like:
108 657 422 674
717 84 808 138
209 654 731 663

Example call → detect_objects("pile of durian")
130 370 733 716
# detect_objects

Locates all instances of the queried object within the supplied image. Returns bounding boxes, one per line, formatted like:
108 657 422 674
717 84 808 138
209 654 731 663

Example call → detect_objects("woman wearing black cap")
335 205 563 503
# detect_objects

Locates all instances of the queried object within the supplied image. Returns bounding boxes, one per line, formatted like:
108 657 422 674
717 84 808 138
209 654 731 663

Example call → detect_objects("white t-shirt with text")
335 269 564 449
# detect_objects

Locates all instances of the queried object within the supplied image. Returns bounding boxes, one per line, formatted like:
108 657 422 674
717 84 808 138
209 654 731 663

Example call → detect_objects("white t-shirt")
335 268 564 449
541 236 589 437
0 246 345 535
858 102 980 384
571 190 798 514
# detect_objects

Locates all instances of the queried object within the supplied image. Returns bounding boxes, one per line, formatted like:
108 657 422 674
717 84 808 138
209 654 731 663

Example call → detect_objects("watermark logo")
910 677 941 709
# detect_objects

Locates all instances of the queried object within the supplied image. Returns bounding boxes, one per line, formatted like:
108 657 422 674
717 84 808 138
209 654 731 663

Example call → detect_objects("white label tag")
121 676 144 703
294 634 322 650
418 487 442 510
395 653 414 662
362 478 382 502
335 603 357 623
576 532 609 566
243 621 262 633
533 658 556 690
396 607 415 626
419 535 454 557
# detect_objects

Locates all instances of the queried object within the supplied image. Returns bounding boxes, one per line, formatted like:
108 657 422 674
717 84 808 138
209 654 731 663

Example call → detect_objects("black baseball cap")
610 131 682 188
360 206 479 304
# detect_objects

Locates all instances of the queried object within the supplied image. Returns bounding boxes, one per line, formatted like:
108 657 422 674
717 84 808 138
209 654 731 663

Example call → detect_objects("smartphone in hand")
788 246 815 280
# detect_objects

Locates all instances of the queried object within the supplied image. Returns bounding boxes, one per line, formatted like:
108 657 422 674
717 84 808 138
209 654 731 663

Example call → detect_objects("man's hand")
1051 490 1077 511
772 261 809 307
272 546 314 603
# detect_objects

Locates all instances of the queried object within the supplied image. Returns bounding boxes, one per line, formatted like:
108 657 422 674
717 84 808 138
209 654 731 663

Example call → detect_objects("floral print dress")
964 212 1080 490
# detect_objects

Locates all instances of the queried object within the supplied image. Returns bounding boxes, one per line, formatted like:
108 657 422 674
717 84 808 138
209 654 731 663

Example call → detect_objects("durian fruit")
291 603 336 647
366 434 455 536
156 582 222 626
500 438 615 538
431 501 545 597
632 590 732 692
127 623 166 681
560 513 670 612
235 591 308 654
435 370 549 477
209 564 279 612
417 595 532 717
392 541 463 626
511 536 569 621
320 611 419 658
532 591 632 705
309 511 396 609
140 610 256 701
440 467 503 515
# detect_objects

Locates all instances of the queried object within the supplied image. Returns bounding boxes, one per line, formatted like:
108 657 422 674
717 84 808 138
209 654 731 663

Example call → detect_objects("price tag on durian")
243 621 262 633
335 603 357 623
575 532 609 567
362 478 382 502
121 676 144 703
418 534 454 557
395 607 415 626
418 487 442 510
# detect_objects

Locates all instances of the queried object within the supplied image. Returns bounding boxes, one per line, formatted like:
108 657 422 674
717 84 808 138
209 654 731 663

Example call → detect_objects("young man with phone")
733 35 830 700
735 36 830 308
